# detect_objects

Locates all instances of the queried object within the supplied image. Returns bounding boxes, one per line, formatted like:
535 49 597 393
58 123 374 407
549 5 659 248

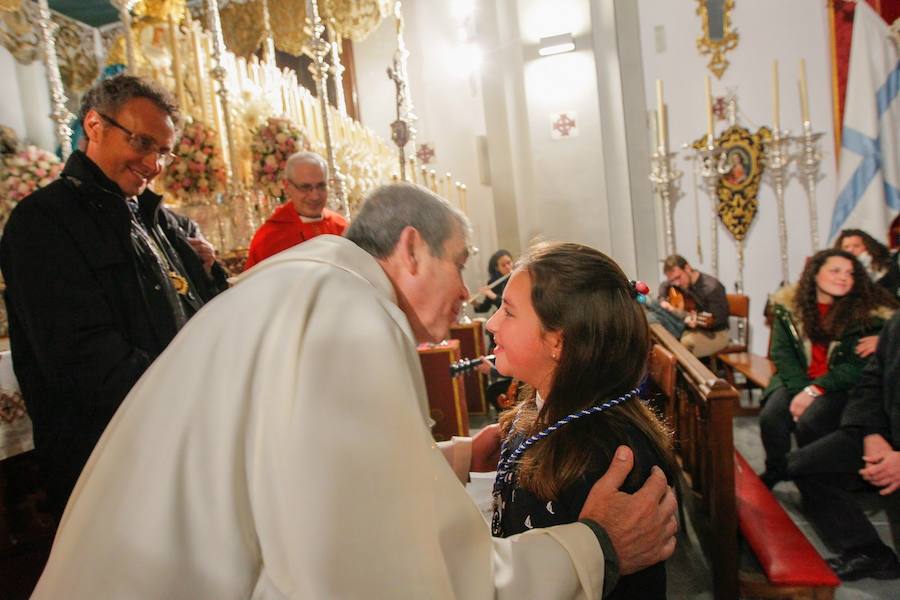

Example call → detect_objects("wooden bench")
734 451 840 599
713 294 776 415
648 324 840 599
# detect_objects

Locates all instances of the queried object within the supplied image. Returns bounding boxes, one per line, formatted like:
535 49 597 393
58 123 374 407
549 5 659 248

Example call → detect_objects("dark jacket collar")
62 150 164 225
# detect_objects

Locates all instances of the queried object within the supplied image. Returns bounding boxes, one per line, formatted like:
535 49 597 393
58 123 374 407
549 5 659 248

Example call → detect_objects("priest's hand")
188 235 216 274
471 423 501 472
579 445 678 575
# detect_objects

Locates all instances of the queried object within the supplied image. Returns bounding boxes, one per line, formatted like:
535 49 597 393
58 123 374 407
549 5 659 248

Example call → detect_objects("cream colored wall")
354 1 500 295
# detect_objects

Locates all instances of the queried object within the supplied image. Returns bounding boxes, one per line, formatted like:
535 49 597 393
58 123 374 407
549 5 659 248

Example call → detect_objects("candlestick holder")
694 139 729 278
36 0 74 160
649 148 683 257
305 0 349 220
763 128 794 285
791 122 824 251
387 1 418 182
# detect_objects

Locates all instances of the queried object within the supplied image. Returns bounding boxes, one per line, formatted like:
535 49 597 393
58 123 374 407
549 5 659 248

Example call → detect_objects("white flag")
829 2 899 243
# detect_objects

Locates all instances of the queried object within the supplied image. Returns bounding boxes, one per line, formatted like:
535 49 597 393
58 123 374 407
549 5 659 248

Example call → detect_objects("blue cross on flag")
829 2 900 243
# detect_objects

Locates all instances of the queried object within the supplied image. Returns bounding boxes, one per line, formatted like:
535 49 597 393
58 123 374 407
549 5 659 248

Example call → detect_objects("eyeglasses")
286 179 328 194
97 112 176 167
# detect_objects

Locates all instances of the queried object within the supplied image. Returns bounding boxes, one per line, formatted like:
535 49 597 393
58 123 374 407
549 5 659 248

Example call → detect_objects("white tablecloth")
0 350 33 460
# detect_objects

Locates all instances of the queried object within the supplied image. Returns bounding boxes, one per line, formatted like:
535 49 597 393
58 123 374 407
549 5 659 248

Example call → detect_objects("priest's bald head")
346 183 470 344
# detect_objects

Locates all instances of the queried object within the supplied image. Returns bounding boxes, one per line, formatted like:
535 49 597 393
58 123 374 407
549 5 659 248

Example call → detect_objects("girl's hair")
498 242 675 500
795 248 899 344
834 229 891 273
487 249 513 281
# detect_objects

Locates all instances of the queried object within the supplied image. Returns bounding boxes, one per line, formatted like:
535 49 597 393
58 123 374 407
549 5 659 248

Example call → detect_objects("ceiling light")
538 33 575 57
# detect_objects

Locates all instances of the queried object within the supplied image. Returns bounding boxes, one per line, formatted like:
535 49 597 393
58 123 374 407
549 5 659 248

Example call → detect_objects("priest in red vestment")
244 151 347 270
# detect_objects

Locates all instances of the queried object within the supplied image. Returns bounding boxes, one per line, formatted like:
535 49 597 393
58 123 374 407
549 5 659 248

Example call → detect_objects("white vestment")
33 235 605 599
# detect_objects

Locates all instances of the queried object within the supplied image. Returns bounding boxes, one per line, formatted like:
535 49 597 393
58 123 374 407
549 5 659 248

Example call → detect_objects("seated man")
244 151 347 270
656 254 730 357
789 311 900 581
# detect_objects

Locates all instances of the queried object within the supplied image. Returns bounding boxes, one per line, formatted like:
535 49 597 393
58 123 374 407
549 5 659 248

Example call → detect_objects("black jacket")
841 311 900 448
0 151 227 508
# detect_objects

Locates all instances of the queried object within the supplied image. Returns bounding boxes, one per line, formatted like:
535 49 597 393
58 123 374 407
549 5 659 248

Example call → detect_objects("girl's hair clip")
630 280 650 304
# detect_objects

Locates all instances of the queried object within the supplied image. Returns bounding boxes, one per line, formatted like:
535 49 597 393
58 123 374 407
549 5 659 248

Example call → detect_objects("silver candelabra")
649 148 683 258
695 138 729 279
306 0 349 220
792 122 824 252
763 128 794 285
37 0 73 160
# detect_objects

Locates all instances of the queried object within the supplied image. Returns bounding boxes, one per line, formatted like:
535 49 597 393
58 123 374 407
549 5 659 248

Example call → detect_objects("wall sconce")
538 33 575 57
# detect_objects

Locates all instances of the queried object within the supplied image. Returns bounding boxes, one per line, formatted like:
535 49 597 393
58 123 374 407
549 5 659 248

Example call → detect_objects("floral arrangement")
162 119 227 204
251 117 310 202
1 145 64 204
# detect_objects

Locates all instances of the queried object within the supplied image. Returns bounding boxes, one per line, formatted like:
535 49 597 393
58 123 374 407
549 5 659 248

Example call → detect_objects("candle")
190 23 207 122
705 75 714 143
409 157 417 184
772 60 780 131
167 16 186 110
459 183 468 216
655 79 667 151
799 58 810 124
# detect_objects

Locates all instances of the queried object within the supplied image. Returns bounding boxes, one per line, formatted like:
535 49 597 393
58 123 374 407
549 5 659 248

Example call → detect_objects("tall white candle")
799 58 810 124
772 60 780 130
656 79 668 151
705 75 714 142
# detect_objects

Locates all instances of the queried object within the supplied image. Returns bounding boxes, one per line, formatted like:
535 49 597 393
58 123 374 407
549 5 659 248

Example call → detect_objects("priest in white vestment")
32 184 676 599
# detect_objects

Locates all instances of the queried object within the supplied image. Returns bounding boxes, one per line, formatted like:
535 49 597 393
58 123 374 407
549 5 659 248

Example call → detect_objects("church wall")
513 0 613 255
637 0 838 354
354 1 500 295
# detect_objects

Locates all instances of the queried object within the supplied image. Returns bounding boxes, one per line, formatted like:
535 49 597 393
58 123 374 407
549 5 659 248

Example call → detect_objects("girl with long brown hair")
486 242 676 599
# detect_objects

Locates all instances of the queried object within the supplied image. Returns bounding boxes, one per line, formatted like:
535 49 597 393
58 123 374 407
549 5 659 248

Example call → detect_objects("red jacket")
244 203 347 270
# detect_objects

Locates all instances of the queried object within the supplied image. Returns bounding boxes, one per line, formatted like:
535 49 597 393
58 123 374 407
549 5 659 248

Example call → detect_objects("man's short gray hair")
346 183 470 259
285 151 328 179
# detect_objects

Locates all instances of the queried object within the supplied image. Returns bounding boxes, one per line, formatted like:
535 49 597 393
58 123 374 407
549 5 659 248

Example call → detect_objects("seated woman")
836 228 900 298
472 249 514 314
759 248 898 487
486 241 676 599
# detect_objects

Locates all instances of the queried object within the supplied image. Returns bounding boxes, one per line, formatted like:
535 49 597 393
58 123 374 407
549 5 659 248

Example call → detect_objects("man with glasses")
244 151 347 270
0 75 228 519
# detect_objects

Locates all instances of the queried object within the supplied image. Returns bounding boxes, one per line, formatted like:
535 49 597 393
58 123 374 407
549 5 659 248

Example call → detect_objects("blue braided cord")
492 387 640 494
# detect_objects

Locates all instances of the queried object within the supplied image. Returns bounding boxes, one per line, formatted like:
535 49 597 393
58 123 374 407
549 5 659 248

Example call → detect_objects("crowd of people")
3 69 899 597
2 74 678 599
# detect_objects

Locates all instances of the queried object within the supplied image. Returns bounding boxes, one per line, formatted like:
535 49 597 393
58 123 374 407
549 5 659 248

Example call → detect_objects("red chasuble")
244 202 347 270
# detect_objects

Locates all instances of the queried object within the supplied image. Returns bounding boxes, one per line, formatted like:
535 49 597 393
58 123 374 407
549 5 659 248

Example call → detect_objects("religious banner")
715 124 770 242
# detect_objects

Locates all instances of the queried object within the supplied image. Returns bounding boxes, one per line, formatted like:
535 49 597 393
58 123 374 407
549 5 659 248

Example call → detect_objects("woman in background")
759 248 898 488
836 228 900 297
473 249 514 314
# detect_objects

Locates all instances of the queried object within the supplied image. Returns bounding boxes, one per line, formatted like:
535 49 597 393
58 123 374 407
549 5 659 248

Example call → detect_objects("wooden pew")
649 324 840 600
649 323 739 600
418 339 469 441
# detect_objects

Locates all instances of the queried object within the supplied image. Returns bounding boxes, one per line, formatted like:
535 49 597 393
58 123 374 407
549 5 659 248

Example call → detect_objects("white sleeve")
492 523 606 600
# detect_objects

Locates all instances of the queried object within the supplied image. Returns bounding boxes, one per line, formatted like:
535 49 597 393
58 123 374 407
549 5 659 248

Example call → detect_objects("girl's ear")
546 330 564 361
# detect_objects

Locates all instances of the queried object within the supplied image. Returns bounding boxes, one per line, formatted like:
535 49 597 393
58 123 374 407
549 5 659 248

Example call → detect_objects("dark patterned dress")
492 413 670 599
